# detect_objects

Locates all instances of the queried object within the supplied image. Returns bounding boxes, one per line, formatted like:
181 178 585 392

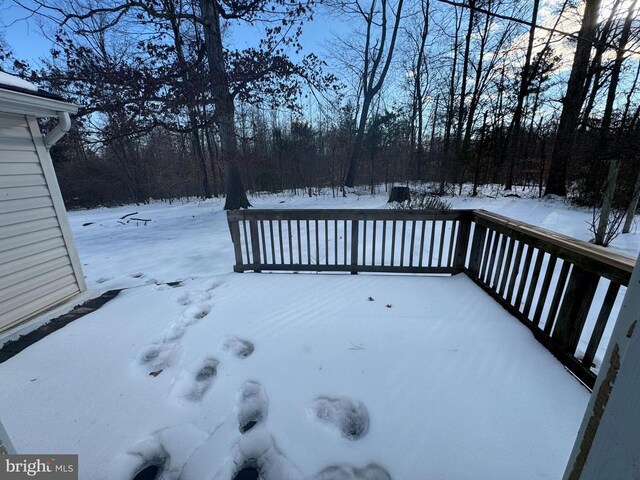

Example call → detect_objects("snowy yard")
65 190 640 293
1 191 638 479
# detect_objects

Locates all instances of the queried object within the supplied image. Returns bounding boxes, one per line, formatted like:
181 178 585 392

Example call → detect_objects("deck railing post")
350 219 359 274
453 214 472 270
249 219 262 273
468 224 487 277
227 213 244 273
552 266 600 353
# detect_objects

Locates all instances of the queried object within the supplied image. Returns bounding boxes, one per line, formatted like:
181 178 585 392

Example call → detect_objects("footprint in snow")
204 279 224 292
137 343 176 370
170 357 219 402
163 322 186 342
181 303 211 325
223 336 255 359
225 429 303 480
189 358 219 401
236 381 268 434
310 463 392 480
176 292 192 306
110 424 208 480
131 272 145 279
233 459 261 480
176 289 213 307
308 396 369 441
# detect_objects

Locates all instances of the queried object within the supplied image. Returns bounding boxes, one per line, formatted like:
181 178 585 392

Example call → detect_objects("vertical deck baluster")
409 220 416 267
242 220 250 265
334 220 338 265
437 221 446 267
447 221 457 267
288 220 293 264
532 255 558 326
325 219 329 265
372 220 377 266
543 261 572 335
315 220 320 265
381 221 387 266
522 250 544 318
391 221 397 266
362 220 368 265
400 221 407 267
428 220 436 267
480 229 495 280
552 266 600 353
306 220 311 265
514 246 535 309
506 242 524 303
249 220 261 270
468 224 487 276
269 220 276 264
343 220 348 265
278 221 284 264
350 219 359 273
498 237 515 295
418 220 426 267
453 216 472 269
296 220 302 264
582 282 621 368
491 235 507 288
484 232 501 285
260 221 267 265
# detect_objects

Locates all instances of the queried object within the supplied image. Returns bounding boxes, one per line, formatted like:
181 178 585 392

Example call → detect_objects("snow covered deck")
0 272 589 479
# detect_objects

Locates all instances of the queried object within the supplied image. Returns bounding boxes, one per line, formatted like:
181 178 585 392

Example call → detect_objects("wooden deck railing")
227 208 635 388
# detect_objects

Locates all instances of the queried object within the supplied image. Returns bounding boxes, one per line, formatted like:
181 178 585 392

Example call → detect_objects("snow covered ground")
65 189 640 293
1 274 588 479
1 189 638 480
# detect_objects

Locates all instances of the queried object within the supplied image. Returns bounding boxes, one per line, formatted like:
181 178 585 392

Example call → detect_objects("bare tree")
503 0 539 191
341 0 405 189
24 0 332 209
594 0 639 245
545 0 602 196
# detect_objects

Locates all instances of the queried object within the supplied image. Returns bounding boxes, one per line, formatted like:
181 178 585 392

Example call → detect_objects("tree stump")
388 186 411 203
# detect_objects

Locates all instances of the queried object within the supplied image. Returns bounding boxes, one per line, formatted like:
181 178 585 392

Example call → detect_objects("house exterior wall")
0 112 85 333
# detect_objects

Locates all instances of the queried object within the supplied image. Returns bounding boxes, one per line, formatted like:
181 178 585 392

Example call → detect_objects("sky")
0 0 348 67
1 1 53 62
1 0 637 123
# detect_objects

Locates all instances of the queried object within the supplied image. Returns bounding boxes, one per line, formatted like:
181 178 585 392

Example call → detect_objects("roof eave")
0 88 79 117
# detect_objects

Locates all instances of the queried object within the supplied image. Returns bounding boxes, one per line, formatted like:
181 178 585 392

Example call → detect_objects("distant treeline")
3 0 639 239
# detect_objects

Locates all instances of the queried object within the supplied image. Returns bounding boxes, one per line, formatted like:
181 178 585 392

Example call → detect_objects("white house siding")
0 112 84 332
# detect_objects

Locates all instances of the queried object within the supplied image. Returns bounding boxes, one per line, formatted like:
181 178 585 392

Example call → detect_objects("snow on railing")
227 208 635 389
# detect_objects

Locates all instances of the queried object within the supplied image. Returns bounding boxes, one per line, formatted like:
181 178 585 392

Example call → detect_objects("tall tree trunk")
594 0 638 244
166 4 212 199
579 0 623 127
199 0 250 209
440 7 462 194
344 0 405 188
453 0 475 181
504 0 539 190
428 94 440 179
472 112 488 197
545 0 601 196
412 0 430 181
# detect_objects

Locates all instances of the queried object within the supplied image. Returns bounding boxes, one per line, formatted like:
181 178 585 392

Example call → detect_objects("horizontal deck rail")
227 208 636 389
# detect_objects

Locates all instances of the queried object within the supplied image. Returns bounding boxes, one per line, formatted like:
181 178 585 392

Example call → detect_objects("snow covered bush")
392 192 452 211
